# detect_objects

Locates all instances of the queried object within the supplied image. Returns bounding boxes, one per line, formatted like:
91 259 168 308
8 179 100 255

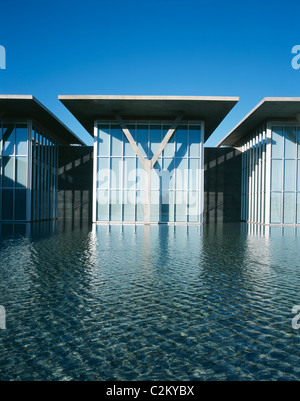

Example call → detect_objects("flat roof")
0 95 84 145
218 97 300 147
58 95 239 142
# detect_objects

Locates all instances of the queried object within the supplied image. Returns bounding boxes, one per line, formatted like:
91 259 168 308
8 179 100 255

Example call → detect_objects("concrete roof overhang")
218 97 300 147
0 95 84 145
58 95 239 142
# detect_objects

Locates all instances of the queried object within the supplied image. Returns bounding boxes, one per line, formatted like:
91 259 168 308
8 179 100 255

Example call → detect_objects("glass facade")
241 123 300 225
0 122 28 221
31 125 58 222
270 125 299 224
0 120 58 222
94 121 203 223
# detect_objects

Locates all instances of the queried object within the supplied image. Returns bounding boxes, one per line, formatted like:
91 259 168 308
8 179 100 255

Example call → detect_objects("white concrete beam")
114 113 147 169
150 113 184 169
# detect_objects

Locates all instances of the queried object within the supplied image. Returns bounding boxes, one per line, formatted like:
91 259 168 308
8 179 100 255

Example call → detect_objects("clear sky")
0 0 299 146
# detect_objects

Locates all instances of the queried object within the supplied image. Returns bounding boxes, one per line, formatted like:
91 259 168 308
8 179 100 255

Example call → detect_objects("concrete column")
144 160 151 224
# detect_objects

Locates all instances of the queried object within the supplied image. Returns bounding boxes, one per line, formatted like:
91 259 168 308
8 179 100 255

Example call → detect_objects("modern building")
218 97 300 225
0 95 83 225
10 94 300 229
59 95 238 224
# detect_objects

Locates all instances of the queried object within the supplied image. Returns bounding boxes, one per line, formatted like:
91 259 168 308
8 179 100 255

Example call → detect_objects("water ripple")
0 223 300 380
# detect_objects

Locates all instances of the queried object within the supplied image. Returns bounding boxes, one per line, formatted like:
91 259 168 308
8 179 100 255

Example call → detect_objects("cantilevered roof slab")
218 97 300 147
0 95 84 145
58 95 239 142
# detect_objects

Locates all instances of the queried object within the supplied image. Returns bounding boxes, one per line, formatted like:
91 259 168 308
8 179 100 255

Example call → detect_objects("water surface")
0 223 300 380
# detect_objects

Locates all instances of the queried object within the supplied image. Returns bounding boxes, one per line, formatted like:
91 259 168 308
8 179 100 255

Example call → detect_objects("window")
95 121 203 223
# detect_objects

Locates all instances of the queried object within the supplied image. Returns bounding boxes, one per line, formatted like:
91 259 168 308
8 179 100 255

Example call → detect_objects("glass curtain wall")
270 125 300 224
95 121 203 223
0 121 59 222
0 122 28 221
241 126 267 223
241 124 300 225
31 125 58 221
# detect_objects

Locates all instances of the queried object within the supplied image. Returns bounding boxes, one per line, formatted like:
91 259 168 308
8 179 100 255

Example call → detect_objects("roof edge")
217 97 300 147
58 94 240 102
31 96 84 145
0 94 85 145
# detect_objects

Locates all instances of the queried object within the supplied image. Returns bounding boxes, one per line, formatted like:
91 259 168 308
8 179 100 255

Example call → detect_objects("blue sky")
0 0 299 146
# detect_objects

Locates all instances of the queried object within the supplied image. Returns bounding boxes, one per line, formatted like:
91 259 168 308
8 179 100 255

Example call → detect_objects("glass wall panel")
123 190 135 222
189 126 201 157
2 125 14 156
162 158 174 190
16 124 28 155
149 125 161 159
175 158 188 190
110 127 123 156
189 159 200 190
110 190 121 221
175 126 188 158
136 160 145 190
285 127 297 159
15 157 27 188
271 127 283 158
270 192 282 224
98 126 110 156
124 125 135 157
97 158 109 189
271 159 282 191
123 158 136 189
136 125 148 157
188 191 199 222
175 190 187 222
151 163 161 191
110 157 122 189
283 193 295 224
297 129 300 157
160 191 172 222
297 160 300 191
136 190 144 222
150 190 159 222
163 126 174 157
15 190 26 220
297 193 300 224
97 190 109 221
168 191 175 222
2 189 13 220
3 156 14 187
284 160 295 192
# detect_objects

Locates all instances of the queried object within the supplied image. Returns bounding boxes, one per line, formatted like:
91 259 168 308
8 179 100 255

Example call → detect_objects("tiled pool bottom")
0 223 300 381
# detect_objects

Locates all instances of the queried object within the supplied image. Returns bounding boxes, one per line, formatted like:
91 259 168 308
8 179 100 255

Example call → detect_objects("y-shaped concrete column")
114 113 183 224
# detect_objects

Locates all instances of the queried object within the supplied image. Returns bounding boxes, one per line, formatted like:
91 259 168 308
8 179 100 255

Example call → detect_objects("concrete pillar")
144 160 151 224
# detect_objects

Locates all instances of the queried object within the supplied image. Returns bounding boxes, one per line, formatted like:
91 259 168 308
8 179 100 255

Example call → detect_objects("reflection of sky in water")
0 223 300 380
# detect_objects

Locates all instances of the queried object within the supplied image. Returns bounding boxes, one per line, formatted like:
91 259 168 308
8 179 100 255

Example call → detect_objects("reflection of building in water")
219 98 300 226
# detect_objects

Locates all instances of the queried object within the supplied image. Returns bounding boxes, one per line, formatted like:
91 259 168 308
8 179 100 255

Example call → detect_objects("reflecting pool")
0 223 300 380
